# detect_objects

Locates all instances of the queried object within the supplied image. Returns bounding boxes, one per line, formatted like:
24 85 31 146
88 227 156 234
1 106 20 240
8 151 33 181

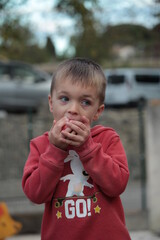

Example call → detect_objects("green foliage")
0 0 27 10
0 0 57 63
55 0 98 19
0 17 56 63
46 37 56 59
55 0 160 64
99 24 152 58
0 0 160 65
154 0 160 20
55 0 102 61
0 0 9 10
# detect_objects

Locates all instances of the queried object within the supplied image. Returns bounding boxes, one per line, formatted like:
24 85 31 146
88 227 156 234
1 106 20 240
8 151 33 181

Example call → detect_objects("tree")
0 17 57 63
55 0 102 62
0 0 27 10
98 23 160 61
0 0 57 63
154 0 160 20
46 37 56 59
0 18 32 59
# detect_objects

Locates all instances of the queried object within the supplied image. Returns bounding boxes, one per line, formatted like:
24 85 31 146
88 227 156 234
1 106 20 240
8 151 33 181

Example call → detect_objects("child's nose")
68 102 79 115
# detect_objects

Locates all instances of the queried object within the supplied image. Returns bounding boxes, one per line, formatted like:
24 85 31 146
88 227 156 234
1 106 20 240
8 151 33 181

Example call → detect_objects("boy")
22 58 131 240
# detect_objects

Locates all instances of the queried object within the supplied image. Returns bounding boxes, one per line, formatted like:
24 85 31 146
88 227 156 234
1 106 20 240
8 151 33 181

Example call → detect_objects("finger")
67 120 85 131
61 122 74 134
71 130 77 135
63 129 77 134
54 117 69 132
61 137 82 147
66 121 90 136
61 130 83 143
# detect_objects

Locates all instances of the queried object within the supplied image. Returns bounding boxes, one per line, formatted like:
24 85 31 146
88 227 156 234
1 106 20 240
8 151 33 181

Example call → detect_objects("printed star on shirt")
94 205 101 214
56 211 62 219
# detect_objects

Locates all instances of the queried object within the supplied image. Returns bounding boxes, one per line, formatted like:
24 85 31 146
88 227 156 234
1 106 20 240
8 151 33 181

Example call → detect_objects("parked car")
0 61 51 112
104 68 160 107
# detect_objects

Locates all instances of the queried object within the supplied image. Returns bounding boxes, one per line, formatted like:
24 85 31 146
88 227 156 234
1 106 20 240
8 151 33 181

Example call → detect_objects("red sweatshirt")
22 125 131 240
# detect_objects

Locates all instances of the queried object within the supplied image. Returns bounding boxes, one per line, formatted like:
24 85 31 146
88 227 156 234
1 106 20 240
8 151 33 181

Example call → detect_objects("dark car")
0 61 51 112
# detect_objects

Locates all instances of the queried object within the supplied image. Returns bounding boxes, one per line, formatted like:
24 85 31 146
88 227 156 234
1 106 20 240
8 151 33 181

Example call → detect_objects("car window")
0 65 7 75
107 75 125 84
12 66 38 84
135 74 160 84
0 65 11 82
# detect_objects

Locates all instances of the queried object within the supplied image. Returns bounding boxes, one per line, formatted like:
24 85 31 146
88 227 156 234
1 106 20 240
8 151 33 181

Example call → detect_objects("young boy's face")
48 78 104 125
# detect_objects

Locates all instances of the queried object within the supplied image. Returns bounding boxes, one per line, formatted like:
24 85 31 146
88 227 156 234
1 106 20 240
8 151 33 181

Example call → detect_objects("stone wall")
0 105 142 181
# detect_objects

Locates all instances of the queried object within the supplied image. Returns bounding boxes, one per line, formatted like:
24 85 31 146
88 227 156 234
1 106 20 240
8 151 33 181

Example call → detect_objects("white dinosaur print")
60 150 93 197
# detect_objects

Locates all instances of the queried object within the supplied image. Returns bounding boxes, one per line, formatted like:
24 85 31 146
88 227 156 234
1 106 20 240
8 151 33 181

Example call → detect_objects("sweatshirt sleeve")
22 137 67 204
75 130 129 198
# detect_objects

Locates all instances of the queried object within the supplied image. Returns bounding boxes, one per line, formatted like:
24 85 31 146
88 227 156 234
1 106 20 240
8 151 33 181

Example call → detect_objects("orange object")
0 202 22 240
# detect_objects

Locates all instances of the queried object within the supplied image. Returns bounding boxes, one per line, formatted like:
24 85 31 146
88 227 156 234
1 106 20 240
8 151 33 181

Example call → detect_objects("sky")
15 0 159 55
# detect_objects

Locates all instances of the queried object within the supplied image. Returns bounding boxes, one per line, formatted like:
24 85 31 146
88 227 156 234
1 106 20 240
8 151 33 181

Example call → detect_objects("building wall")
146 100 160 234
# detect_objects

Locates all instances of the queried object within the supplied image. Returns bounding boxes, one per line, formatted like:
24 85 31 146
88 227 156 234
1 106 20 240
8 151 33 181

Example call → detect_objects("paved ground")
7 231 160 240
130 231 160 240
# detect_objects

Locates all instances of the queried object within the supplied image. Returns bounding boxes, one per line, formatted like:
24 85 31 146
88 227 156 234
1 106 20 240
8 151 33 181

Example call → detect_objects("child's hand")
61 116 90 147
49 117 73 150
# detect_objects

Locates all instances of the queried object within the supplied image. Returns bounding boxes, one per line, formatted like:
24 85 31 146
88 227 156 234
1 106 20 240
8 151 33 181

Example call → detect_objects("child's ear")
48 95 53 112
93 104 105 121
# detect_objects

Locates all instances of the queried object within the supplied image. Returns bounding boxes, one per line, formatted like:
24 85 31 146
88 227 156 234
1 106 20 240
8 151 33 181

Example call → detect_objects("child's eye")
60 96 69 102
81 99 91 106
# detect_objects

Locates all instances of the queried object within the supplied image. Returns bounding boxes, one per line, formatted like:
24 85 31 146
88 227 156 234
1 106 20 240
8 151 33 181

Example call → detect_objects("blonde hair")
50 58 106 104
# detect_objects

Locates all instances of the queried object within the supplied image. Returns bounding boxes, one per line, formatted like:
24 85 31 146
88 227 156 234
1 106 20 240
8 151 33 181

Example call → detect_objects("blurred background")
0 0 160 238
0 0 160 67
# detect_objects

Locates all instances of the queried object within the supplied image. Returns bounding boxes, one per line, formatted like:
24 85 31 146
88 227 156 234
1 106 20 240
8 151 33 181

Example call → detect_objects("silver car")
104 68 160 107
0 61 51 112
